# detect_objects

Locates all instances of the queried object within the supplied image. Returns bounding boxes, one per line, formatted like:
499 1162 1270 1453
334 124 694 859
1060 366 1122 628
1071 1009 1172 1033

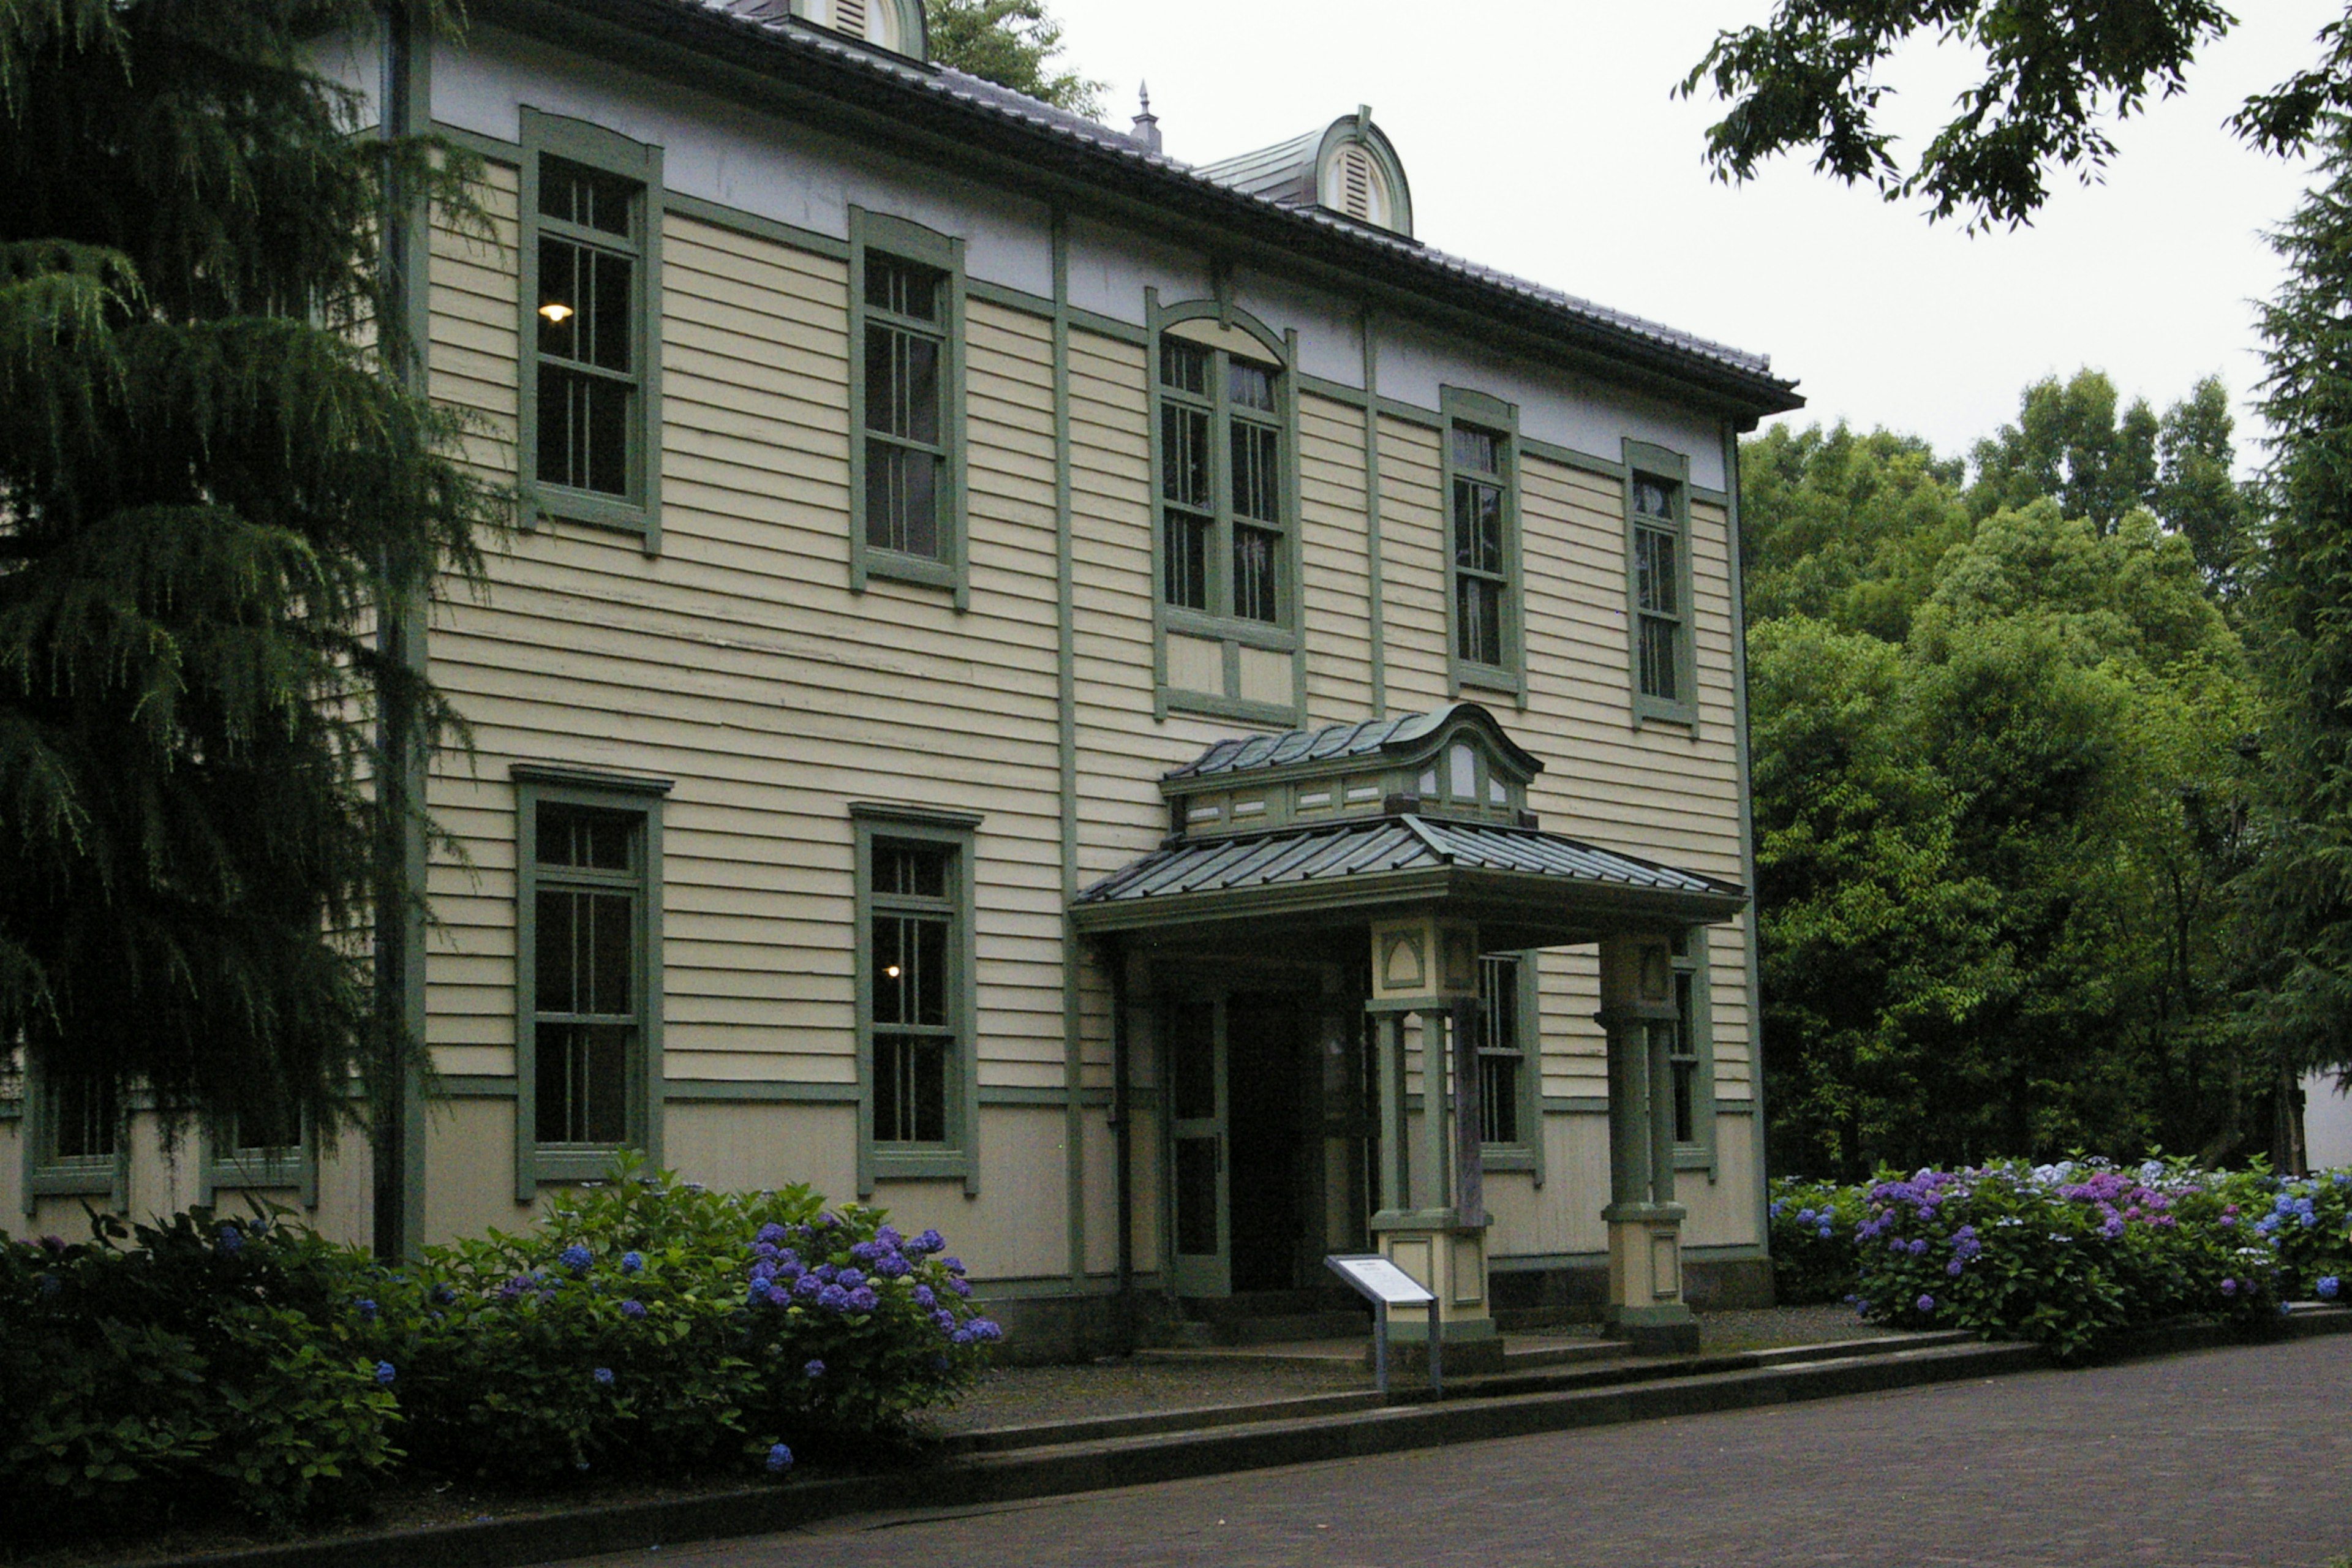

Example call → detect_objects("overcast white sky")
1045 1 2339 472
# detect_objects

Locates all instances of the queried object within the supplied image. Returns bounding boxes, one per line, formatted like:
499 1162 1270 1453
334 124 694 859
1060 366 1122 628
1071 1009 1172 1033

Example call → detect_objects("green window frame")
1670 928 1719 1175
1477 952 1546 1183
512 764 669 1202
1625 439 1697 726
848 208 968 608
200 1101 319 1210
518 108 665 553
851 802 982 1196
1146 293 1305 725
20 1065 127 1216
1442 387 1524 700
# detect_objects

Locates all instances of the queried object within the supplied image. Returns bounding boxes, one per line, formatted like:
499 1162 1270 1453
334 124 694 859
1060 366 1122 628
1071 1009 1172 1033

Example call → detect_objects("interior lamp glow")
538 302 574 324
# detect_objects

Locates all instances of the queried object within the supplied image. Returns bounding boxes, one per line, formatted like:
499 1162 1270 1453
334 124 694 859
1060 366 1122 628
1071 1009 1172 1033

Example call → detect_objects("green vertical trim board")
1361 311 1387 718
1053 208 1086 1292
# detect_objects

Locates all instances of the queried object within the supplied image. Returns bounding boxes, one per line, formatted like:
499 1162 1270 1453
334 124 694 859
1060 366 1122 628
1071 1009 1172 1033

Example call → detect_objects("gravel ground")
924 1302 1890 1436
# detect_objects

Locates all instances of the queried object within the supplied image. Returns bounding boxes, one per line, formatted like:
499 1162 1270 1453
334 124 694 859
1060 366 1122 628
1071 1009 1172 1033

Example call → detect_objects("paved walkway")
573 1336 2352 1567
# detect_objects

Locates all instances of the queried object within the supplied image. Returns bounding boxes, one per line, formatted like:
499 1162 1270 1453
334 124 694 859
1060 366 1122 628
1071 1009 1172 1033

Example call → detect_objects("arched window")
1158 330 1287 625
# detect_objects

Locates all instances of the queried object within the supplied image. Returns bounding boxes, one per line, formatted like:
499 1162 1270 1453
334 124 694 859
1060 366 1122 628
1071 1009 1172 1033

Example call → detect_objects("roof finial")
1131 81 1163 155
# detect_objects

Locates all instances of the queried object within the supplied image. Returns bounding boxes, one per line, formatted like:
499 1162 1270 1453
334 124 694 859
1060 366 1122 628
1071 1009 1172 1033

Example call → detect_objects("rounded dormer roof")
1196 107 1415 239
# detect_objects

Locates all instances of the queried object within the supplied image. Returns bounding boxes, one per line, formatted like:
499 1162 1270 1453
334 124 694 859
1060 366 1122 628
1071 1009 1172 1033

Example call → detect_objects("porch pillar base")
1371 1208 1497 1365
1603 1202 1697 1355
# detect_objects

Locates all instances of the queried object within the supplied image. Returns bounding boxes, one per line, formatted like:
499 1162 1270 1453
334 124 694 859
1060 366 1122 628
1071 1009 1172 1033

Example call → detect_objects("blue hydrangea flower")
817 1283 851 1312
804 1359 826 1379
913 1284 936 1308
969 1317 1003 1343
751 1260 778 1284
752 1240 779 1261
941 1256 966 1275
1914 1294 1934 1313
433 1283 458 1305
620 1250 644 1274
766 1284 790 1308
1770 1199 1785 1219
876 1225 902 1248
1817 1225 1833 1240
876 1253 912 1278
794 1272 822 1298
217 1224 246 1254
594 1367 615 1385
375 1361 398 1385
622 1299 647 1319
1907 1238 1928 1257
850 1241 881 1264
948 1276 971 1298
932 1308 957 1333
355 1298 379 1320
848 1286 878 1313
2221 1277 2239 1296
951 1327 974 1346
756 1223 789 1245
913 1229 946 1254
765 1442 794 1473
837 1267 865 1289
2318 1276 2341 1300
559 1243 593 1272
1946 1259 1964 1276
1796 1208 1817 1224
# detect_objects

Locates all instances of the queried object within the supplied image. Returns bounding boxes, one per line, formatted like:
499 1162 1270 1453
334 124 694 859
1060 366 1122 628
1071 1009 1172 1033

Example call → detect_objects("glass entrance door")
1167 999 1228 1296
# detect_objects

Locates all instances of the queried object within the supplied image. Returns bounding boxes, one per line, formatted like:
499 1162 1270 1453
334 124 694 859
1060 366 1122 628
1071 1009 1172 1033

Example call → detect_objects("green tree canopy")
924 0 1104 118
1681 1 2352 230
0 1 495 1138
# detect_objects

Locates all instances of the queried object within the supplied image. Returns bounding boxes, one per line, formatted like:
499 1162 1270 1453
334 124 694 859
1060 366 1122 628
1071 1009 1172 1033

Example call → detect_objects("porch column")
1365 911 1501 1372
1597 933 1698 1354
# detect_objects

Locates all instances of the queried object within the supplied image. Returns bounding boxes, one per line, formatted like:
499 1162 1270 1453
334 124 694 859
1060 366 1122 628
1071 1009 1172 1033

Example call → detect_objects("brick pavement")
577 1336 2352 1568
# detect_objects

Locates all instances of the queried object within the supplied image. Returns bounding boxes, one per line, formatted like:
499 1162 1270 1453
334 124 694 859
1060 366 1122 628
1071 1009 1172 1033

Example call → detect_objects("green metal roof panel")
1075 818 1741 907
1164 703 1543 784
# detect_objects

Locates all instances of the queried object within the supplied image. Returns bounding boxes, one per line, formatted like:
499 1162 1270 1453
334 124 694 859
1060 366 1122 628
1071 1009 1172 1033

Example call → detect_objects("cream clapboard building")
3 0 1802 1359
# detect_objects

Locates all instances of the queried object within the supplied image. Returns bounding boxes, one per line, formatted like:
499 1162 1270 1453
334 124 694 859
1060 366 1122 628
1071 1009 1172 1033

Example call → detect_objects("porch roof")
1069 814 1745 946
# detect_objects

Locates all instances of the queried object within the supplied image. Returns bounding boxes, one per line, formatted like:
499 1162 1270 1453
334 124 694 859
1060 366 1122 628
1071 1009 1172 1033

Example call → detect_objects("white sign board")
1325 1253 1436 1306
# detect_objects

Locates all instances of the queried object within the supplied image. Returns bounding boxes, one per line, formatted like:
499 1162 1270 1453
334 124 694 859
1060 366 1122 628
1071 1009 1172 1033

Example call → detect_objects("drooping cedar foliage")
0 1 499 1139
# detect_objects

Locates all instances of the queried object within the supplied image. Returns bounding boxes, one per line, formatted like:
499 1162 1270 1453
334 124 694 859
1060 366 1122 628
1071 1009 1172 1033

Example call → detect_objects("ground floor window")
853 803 981 1195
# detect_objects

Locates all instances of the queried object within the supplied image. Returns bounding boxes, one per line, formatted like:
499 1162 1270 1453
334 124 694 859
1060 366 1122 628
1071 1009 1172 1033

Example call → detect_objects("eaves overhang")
466 0 1806 424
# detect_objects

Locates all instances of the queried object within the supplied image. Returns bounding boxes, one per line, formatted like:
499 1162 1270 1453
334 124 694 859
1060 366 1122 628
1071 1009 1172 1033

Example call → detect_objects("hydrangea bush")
0 1158 998 1534
1773 1161 2352 1360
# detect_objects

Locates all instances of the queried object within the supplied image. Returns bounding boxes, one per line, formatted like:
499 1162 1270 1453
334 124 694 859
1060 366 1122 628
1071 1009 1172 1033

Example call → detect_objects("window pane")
866 325 940 444
536 888 575 1014
1457 575 1502 667
1227 358 1276 412
1480 957 1520 1054
874 1035 948 1142
1639 615 1680 701
1635 524 1679 616
865 254 941 322
1633 475 1677 519
1161 404 1209 508
589 892 633 1014
1159 337 1208 395
538 807 630 872
872 913 949 1027
52 1074 117 1160
230 1096 300 1154
1233 524 1278 624
538 236 581 361
540 158 635 238
1164 511 1209 610
1169 1003 1215 1121
1454 478 1502 574
1175 1137 1219 1254
538 364 631 496
1232 420 1280 523
587 250 633 373
875 842 950 898
1452 426 1499 475
865 440 939 557
1480 1055 1520 1145
536 1023 630 1144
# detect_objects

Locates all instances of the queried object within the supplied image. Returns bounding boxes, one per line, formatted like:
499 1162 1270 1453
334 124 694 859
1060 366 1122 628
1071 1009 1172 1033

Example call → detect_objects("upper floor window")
1443 388 1523 696
1159 334 1287 625
1626 441 1695 725
862 253 948 560
519 111 665 551
849 209 967 605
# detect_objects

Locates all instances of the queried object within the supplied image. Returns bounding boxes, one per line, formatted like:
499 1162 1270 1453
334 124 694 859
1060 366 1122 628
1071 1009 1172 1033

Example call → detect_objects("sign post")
1325 1252 1442 1396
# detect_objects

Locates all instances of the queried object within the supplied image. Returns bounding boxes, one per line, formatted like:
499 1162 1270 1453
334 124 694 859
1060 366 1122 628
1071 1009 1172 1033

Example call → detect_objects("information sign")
1324 1253 1443 1395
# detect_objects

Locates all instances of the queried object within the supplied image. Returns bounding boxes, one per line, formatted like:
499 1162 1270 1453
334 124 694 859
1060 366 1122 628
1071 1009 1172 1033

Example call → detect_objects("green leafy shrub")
0 1211 401 1538
367 1157 997 1487
1766 1176 1867 1303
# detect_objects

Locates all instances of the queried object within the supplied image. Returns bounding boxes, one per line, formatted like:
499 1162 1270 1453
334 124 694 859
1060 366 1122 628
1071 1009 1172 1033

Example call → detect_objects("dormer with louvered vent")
1196 107 1415 239
788 0 925 60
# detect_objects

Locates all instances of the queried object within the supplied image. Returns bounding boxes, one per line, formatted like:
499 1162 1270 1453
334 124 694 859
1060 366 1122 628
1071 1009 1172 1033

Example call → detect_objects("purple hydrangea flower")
794 1272 822 1298
620 1250 644 1274
2221 1277 2239 1296
848 1286 878 1313
1817 1226 1833 1240
594 1367 615 1385
968 1317 1003 1343
756 1223 789 1245
1907 1238 1928 1257
804 1359 826 1379
622 1299 647 1319
1947 1259 1964 1276
766 1284 791 1307
850 1241 881 1264
932 1308 957 1333
752 1241 779 1261
951 1327 974 1346
948 1276 971 1298
941 1256 966 1275
816 1212 840 1229
375 1361 398 1385
775 1248 801 1269
876 1225 902 1248
913 1284 937 1309
2320 1276 2342 1300
765 1442 793 1473
817 1283 851 1312
750 1260 778 1284
433 1283 459 1305
217 1224 246 1254
837 1268 865 1289
812 1264 838 1284
559 1243 593 1272
876 1253 913 1278
355 1298 379 1320
1914 1295 1935 1314
913 1229 946 1255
